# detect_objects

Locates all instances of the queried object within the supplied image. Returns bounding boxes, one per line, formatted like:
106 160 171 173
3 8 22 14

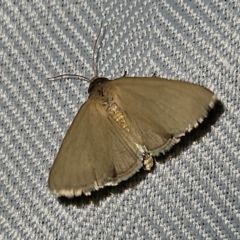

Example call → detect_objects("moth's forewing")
49 79 143 197
108 77 216 155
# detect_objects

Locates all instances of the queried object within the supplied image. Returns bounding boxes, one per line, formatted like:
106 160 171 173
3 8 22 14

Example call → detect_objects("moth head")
88 77 110 93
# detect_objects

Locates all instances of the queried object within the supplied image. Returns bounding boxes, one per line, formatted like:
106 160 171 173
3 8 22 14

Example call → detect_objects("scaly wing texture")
48 100 143 197
109 77 216 155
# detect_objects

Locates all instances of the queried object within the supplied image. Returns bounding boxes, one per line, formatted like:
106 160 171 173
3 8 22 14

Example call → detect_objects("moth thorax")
106 103 130 132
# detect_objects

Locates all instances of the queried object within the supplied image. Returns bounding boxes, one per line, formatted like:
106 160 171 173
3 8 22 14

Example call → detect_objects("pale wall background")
1 1 239 239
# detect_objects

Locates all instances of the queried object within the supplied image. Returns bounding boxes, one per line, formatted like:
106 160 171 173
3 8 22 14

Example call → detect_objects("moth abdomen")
106 102 130 132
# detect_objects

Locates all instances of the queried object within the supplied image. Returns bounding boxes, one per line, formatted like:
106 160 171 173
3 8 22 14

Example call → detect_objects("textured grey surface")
1 0 239 239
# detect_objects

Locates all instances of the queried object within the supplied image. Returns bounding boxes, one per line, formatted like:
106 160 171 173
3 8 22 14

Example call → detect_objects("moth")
48 25 216 198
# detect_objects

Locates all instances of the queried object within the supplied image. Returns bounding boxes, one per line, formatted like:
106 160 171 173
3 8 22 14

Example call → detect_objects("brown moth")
48 25 216 198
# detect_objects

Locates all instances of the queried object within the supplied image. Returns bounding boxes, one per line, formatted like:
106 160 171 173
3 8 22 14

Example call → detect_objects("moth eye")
97 90 104 96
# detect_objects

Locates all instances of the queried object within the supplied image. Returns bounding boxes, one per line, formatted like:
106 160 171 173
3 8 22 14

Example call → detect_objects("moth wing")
108 77 216 155
48 99 143 197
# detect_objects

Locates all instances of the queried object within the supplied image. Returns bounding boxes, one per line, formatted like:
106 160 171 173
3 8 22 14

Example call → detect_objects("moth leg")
152 72 157 77
122 71 127 77
142 151 154 170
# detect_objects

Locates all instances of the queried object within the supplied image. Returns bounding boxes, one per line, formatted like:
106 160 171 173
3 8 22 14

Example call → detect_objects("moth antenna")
92 21 103 79
47 23 104 83
47 74 91 82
